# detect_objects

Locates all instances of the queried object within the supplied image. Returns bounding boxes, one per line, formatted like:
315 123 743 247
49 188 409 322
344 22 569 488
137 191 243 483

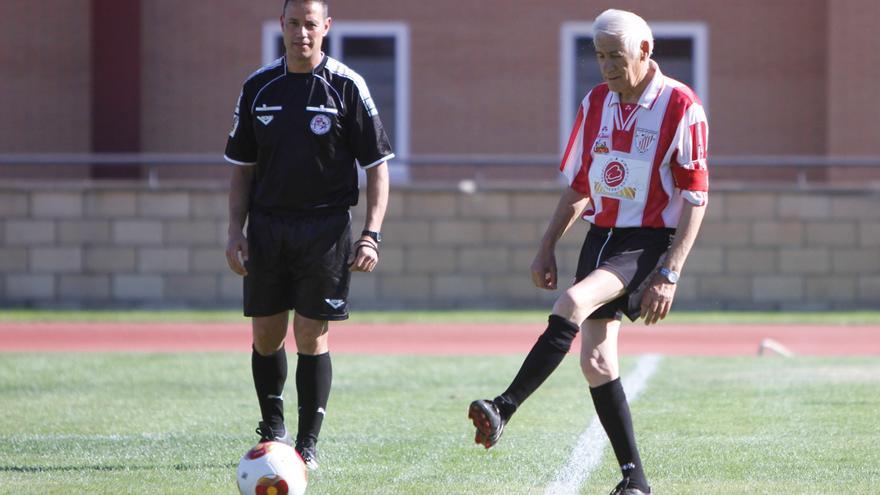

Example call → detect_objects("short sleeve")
670 101 709 205
559 99 589 195
224 88 258 166
559 86 608 198
346 78 394 169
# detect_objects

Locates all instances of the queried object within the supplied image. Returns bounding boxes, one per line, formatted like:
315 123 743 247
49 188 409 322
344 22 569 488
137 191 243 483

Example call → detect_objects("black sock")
296 352 332 445
589 378 649 491
251 346 287 433
495 315 580 421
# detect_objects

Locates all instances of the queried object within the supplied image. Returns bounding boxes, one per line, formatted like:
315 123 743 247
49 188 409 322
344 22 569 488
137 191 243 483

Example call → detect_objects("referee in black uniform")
224 0 392 470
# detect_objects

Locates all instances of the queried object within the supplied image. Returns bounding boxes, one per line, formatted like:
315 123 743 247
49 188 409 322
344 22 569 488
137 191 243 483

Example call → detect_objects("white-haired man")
469 8 708 495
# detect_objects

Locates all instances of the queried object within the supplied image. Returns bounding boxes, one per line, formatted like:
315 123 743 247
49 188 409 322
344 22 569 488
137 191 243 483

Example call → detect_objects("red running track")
0 322 877 355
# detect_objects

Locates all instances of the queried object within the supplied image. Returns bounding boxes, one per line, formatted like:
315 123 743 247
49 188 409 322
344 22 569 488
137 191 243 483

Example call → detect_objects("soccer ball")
236 441 307 495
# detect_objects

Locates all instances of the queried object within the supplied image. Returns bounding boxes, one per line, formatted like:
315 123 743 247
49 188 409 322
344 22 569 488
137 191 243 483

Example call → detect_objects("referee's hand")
226 233 249 276
349 238 379 272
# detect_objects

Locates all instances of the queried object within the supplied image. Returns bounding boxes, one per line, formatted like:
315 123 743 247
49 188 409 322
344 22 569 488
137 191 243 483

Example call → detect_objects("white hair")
593 9 654 58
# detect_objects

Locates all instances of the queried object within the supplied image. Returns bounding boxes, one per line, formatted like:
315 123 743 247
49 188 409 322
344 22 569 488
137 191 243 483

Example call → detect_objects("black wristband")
361 230 382 244
354 240 379 253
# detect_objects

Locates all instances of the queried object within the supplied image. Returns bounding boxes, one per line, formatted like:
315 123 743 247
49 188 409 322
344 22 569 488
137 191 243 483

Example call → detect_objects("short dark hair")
282 0 328 17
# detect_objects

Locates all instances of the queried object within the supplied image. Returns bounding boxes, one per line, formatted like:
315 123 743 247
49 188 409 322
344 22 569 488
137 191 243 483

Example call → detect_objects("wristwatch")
659 267 679 284
361 230 382 244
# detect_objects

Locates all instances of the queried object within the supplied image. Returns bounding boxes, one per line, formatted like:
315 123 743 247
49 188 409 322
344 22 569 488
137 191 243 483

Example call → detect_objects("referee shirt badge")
310 114 332 135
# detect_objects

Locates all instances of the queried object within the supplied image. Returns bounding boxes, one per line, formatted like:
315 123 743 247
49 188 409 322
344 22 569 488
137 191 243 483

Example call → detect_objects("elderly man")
469 8 708 495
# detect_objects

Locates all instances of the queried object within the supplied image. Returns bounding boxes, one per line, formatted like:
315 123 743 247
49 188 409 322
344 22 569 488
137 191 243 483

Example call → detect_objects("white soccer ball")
236 441 307 495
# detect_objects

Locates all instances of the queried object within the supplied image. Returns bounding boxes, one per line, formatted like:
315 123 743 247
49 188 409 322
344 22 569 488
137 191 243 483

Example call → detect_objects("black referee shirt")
225 55 394 215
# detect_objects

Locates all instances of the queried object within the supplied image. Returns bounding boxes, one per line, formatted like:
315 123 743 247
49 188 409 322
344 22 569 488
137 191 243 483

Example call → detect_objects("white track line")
544 354 663 495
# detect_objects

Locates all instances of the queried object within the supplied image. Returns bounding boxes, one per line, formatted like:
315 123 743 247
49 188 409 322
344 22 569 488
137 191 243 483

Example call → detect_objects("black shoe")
295 440 319 471
255 421 291 445
468 399 506 449
609 477 651 495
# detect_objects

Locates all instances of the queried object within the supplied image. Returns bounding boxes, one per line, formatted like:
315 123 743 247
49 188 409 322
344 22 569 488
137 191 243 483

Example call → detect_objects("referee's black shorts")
243 208 352 320
575 225 674 322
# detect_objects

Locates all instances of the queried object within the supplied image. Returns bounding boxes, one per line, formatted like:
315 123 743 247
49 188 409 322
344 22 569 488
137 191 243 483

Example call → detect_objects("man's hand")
639 273 677 325
530 248 558 290
349 238 379 272
225 232 249 276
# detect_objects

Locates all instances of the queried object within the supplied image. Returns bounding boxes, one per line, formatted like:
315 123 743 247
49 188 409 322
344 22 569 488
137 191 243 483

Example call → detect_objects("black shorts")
243 209 352 320
575 225 674 322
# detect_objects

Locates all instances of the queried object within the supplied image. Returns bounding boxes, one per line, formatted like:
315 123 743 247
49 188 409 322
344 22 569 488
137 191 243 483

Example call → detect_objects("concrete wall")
2 183 878 310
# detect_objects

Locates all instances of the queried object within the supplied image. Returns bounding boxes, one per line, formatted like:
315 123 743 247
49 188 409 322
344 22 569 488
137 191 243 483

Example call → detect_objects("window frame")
559 22 709 153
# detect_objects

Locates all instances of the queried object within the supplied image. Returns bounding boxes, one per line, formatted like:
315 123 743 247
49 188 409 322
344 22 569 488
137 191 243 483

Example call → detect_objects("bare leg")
496 268 626 412
582 318 649 492
579 318 621 386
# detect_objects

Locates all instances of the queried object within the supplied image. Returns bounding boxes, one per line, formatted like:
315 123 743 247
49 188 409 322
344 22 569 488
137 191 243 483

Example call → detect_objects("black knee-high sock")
495 315 580 420
590 378 649 491
296 352 332 445
252 346 287 433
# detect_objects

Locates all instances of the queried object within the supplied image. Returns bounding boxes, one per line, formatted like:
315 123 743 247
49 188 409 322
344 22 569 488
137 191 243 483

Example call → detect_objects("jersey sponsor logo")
634 128 657 154
593 139 610 154
598 126 611 139
257 115 274 126
590 155 652 203
324 298 345 309
310 114 332 135
603 160 628 189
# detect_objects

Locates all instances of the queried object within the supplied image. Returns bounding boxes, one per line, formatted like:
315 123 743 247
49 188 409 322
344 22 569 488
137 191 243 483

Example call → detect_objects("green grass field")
1 352 878 494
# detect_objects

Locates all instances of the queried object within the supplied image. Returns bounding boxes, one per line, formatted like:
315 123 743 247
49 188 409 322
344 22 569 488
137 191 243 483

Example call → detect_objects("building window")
263 21 410 178
559 22 708 152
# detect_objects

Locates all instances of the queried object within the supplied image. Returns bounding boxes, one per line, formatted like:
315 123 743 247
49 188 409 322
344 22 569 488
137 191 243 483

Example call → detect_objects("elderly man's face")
594 33 647 96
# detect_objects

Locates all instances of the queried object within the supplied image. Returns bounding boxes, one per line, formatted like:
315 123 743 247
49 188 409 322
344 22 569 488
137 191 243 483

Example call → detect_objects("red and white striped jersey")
560 61 709 229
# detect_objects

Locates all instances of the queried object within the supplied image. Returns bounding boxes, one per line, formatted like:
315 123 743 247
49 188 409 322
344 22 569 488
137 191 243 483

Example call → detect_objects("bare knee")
252 313 289 355
580 350 618 387
553 289 588 324
293 314 329 355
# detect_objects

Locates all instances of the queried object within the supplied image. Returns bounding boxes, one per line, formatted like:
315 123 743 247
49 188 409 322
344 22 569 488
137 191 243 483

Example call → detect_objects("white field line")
544 354 663 495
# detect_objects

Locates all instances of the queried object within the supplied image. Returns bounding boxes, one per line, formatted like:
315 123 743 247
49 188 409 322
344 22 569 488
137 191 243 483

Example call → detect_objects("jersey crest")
310 114 332 135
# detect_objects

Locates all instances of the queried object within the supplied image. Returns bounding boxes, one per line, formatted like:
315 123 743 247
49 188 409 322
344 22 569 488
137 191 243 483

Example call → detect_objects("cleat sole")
468 401 501 449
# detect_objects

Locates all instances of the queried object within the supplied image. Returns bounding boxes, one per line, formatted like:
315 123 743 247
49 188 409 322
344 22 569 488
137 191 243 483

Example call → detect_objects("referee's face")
281 1 330 70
